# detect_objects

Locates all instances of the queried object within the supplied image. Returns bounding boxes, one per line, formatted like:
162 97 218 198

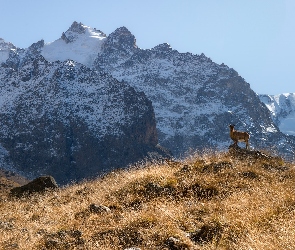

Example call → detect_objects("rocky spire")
67 21 86 34
61 21 87 43
103 26 137 52
0 38 16 50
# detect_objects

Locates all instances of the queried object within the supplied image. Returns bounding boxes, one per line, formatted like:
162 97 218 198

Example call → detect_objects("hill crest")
0 149 294 249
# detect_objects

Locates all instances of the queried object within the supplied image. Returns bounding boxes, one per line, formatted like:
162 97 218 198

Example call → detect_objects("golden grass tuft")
0 150 295 249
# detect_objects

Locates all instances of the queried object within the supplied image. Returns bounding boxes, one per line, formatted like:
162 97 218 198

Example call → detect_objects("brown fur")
229 124 250 149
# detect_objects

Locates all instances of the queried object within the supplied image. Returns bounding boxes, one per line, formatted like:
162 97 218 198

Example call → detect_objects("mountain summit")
0 38 16 64
2 22 108 68
103 26 137 51
41 21 107 67
61 21 106 44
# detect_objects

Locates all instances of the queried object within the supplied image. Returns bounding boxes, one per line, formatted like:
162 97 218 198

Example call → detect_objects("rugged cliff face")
0 56 168 184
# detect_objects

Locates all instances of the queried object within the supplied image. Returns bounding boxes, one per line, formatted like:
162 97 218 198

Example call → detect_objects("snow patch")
41 25 106 67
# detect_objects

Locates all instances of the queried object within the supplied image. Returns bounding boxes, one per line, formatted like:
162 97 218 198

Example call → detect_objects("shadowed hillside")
0 148 295 249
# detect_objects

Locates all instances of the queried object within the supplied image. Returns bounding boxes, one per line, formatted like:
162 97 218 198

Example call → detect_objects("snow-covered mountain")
3 22 295 166
42 21 107 67
92 25 295 159
259 93 295 136
3 22 107 70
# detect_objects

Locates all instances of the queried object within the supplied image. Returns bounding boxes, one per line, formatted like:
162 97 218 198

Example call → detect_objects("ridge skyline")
1 0 294 95
1 20 294 97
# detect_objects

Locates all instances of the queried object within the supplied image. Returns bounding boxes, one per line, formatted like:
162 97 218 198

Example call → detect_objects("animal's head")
229 124 235 129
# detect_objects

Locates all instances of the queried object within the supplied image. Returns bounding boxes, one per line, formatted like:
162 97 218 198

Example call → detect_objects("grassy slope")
0 149 295 250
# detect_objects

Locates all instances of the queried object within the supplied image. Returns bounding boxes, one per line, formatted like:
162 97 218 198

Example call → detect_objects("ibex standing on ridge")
229 124 250 149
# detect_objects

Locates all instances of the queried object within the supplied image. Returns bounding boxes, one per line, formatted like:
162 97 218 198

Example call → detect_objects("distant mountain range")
259 93 295 136
0 21 294 183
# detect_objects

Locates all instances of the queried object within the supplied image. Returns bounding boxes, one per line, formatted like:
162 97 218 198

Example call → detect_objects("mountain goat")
229 124 250 149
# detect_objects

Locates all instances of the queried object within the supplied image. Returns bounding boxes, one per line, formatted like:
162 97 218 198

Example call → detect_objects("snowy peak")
259 93 295 135
67 21 87 34
61 21 106 44
3 23 137 68
2 22 107 68
41 22 107 67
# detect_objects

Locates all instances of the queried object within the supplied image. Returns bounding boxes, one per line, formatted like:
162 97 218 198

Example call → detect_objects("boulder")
10 176 58 197
89 204 111 214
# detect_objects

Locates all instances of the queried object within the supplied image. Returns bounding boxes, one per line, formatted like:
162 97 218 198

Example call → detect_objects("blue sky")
1 0 294 95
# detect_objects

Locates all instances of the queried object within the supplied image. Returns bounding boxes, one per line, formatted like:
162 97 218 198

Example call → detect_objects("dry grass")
0 150 295 249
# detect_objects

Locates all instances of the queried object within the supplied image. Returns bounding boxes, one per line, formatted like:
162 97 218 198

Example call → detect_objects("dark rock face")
95 27 138 71
10 176 58 197
103 26 137 53
0 57 169 184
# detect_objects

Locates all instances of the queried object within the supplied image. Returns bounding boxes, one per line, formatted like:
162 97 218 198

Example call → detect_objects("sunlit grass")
0 149 295 249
